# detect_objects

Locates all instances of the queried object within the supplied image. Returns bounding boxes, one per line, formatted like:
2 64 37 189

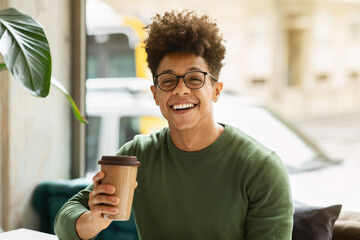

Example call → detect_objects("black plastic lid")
98 155 140 166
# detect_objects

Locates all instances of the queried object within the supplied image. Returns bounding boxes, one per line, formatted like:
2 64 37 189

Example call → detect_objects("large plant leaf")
0 62 6 71
0 8 51 97
51 77 88 124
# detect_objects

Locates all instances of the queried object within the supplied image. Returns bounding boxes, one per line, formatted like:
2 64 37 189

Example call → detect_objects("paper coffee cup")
98 155 140 221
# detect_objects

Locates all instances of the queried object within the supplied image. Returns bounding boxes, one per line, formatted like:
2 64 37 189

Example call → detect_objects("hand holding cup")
88 171 118 229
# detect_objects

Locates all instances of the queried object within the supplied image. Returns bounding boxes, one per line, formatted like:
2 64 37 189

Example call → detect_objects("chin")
169 121 196 131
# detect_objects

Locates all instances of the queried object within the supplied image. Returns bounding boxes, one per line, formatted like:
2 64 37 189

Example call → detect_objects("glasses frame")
153 71 218 91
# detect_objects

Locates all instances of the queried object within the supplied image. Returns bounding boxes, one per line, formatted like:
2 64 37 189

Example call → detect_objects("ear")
212 82 223 103
150 85 159 105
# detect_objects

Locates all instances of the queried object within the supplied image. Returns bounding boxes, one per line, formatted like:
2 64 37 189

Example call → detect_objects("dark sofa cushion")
33 179 139 240
33 179 91 234
292 204 342 240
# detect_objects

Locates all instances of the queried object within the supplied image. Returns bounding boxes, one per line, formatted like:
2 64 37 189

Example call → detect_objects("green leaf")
0 62 7 71
0 8 51 97
51 77 88 124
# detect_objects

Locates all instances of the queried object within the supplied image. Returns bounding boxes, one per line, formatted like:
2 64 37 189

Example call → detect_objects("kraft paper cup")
98 155 140 220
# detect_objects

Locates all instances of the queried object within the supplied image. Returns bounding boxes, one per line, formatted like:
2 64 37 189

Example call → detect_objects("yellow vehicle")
86 14 166 173
86 13 150 79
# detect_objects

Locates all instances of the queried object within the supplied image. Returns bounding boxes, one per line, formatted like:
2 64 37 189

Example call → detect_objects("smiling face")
150 52 223 133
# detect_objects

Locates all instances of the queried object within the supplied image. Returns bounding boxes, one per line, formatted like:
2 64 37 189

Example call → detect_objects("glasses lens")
157 74 177 90
184 72 205 89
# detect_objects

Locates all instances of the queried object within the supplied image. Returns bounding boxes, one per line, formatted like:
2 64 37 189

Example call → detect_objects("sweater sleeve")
245 152 294 240
54 184 95 240
53 140 137 240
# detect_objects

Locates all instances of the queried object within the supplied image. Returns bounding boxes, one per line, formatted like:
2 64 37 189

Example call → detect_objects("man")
54 10 293 239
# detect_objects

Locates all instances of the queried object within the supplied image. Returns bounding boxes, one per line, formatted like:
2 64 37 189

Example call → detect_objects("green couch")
32 178 139 240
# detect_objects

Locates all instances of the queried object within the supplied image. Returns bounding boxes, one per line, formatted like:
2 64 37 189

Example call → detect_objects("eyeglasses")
153 71 218 91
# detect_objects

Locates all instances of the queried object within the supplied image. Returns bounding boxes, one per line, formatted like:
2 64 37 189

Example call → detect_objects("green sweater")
54 124 293 240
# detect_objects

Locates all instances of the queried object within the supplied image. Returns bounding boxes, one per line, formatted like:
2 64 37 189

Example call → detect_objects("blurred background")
87 0 360 119
84 0 360 210
0 0 359 234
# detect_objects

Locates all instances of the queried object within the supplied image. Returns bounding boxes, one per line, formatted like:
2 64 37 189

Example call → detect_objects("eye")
161 79 176 86
189 76 202 81
186 73 204 86
159 75 177 87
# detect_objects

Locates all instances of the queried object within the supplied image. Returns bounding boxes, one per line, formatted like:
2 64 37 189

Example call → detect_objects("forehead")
157 52 209 74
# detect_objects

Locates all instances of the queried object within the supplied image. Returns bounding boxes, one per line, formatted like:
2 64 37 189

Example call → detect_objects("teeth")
172 103 194 110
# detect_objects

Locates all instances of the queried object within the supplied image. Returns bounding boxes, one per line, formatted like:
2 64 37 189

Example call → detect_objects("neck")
169 122 224 151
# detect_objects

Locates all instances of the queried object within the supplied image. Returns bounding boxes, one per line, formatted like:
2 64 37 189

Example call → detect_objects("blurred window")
119 116 167 147
119 117 141 147
349 11 360 42
287 29 304 86
350 23 360 42
87 33 136 78
85 115 166 174
87 55 100 79
86 116 102 172
108 52 135 77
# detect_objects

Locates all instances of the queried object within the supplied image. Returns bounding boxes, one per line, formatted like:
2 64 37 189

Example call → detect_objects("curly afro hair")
144 10 226 81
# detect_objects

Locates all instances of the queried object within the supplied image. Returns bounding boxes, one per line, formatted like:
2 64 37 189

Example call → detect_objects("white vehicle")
85 78 166 172
86 78 360 212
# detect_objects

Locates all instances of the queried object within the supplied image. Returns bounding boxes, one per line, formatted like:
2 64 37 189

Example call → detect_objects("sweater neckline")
166 123 232 161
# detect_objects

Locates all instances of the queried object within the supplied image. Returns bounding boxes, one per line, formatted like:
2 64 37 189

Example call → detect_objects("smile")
172 103 195 110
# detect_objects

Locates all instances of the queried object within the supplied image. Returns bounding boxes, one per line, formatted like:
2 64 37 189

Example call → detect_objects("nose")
173 77 190 95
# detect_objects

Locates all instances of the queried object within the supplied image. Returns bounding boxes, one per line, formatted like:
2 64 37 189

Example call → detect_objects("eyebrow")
158 67 204 75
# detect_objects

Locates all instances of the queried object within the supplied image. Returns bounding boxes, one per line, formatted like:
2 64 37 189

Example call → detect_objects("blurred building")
94 0 360 120
263 0 360 120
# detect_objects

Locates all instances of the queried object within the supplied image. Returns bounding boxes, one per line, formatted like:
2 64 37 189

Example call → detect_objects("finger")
92 171 105 187
90 184 116 200
90 194 119 206
92 204 119 215
135 181 138 189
